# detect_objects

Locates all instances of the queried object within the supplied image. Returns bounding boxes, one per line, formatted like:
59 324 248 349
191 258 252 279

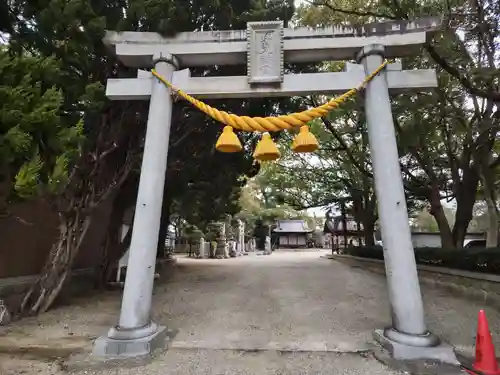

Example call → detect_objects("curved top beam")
103 17 442 68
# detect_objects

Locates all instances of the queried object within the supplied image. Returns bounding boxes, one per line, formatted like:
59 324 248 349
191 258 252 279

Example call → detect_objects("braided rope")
151 61 388 132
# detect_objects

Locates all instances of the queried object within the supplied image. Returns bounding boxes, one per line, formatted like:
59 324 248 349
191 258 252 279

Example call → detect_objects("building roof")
273 219 313 233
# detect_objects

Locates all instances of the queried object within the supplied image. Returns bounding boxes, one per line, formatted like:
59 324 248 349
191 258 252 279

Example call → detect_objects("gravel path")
0 250 498 374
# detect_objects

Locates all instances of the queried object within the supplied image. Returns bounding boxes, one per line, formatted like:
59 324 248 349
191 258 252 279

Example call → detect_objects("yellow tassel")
215 126 243 153
253 132 281 161
291 125 319 153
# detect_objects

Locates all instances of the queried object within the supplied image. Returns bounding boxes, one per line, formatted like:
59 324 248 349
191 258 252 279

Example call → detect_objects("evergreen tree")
2 0 299 314
0 48 82 218
295 0 500 247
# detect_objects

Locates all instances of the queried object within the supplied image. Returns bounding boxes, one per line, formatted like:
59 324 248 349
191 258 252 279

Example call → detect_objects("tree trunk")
431 208 454 249
353 198 375 247
97 207 133 288
0 171 10 217
362 218 375 247
452 168 479 247
428 183 454 248
96 174 138 287
15 98 142 317
340 202 348 249
157 187 172 257
363 194 376 247
18 210 91 316
359 158 375 247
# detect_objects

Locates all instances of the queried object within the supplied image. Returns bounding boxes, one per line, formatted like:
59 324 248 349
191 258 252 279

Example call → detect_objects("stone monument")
237 220 245 254
214 222 228 259
196 237 206 258
0 300 11 326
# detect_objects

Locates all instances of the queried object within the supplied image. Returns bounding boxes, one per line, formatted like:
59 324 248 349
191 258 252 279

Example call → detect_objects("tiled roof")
273 219 312 233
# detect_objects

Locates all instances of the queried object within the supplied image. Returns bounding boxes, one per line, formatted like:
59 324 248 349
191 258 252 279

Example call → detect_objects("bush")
344 246 500 275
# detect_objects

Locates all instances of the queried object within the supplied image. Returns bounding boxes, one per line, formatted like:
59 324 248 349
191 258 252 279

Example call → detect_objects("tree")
468 200 496 234
3 0 299 314
236 176 305 231
247 112 380 246
5 0 146 315
0 49 83 216
297 0 500 247
411 206 455 233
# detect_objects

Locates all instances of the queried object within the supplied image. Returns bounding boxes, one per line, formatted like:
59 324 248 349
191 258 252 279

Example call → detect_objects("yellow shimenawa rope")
151 61 388 132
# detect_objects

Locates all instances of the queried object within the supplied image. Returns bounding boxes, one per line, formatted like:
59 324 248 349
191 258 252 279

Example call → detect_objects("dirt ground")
0 251 498 374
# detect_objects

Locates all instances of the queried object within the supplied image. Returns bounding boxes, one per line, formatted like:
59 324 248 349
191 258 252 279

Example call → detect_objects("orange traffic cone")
468 310 500 375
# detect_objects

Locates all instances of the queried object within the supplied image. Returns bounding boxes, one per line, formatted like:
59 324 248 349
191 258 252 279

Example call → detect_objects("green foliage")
245 97 380 246
3 0 302 227
2 0 317 313
411 207 456 232
134 0 301 228
118 0 295 34
182 223 204 242
236 177 306 225
290 0 500 247
235 170 323 239
0 49 83 203
14 153 43 198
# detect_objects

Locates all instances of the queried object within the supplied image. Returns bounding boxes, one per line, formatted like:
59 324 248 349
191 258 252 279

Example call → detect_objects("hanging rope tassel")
253 133 281 161
215 126 243 153
292 125 319 153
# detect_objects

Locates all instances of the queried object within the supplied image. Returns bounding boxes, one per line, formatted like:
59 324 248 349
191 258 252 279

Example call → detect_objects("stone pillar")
228 241 237 257
0 300 11 326
214 223 228 258
191 236 200 258
93 53 178 358
238 220 245 254
226 219 237 257
264 236 271 255
357 45 456 363
195 237 203 258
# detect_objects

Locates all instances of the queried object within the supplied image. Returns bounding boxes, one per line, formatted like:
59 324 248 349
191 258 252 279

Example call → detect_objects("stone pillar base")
374 329 459 365
93 325 175 359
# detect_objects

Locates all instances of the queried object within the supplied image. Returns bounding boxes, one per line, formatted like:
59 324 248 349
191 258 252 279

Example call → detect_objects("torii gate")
94 18 457 364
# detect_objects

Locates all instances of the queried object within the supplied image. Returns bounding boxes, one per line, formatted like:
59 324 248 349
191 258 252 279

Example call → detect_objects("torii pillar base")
92 324 175 358
374 330 459 365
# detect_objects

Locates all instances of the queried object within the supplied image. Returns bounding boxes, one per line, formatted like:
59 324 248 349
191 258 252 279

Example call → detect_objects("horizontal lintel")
113 32 428 68
106 69 437 101
105 17 440 46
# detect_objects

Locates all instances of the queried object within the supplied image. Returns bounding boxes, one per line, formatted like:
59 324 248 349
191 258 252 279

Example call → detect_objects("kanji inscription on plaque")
247 21 284 84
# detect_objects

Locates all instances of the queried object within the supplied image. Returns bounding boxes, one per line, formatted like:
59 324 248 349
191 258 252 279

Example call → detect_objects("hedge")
343 246 500 275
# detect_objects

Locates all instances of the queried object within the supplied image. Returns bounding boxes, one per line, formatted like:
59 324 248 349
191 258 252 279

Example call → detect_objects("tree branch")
309 97 374 179
321 116 373 178
308 0 398 20
309 0 500 103
425 42 500 103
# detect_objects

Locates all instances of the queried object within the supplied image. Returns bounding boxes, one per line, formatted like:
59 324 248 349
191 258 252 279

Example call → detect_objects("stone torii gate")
94 18 457 364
